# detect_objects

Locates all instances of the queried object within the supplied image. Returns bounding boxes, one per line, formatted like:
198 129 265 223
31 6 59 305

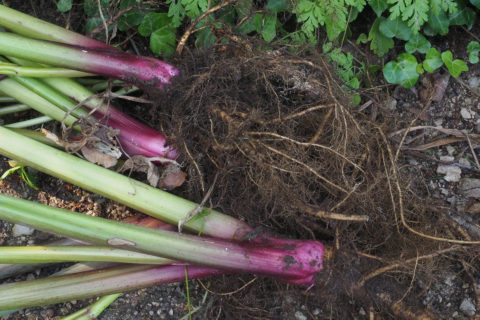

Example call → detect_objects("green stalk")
0 127 251 239
0 193 323 283
11 75 89 118
0 78 78 127
61 294 122 320
0 264 224 310
5 115 52 128
0 62 93 77
0 104 29 115
0 5 114 50
9 128 59 147
0 97 16 103
0 246 172 265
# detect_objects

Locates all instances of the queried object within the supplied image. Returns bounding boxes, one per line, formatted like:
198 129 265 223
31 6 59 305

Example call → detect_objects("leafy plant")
467 41 480 63
0 160 38 190
383 53 420 88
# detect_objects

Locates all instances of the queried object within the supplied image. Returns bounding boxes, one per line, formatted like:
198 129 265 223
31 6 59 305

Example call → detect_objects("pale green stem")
0 246 172 265
8 128 59 147
0 97 16 103
4 115 52 128
11 75 89 118
61 294 122 320
0 62 93 77
0 104 29 115
0 127 251 239
0 78 78 127
0 5 113 49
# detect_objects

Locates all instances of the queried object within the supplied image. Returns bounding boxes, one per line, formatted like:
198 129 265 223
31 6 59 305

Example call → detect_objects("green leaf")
470 0 480 9
448 3 476 27
195 27 216 49
379 17 412 40
441 50 468 77
368 18 394 57
150 26 176 57
423 47 443 72
405 33 430 53
262 14 277 42
138 12 172 37
118 10 145 31
57 0 72 12
427 10 449 35
356 33 368 44
85 16 105 34
383 53 419 88
368 0 389 16
388 0 429 33
84 0 110 16
267 0 289 11
467 41 480 64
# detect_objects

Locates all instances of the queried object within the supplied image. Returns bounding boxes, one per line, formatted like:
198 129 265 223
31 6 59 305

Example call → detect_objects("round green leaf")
139 12 172 37
427 10 449 35
379 18 412 41
262 14 277 42
57 0 72 12
405 33 431 54
467 41 480 64
441 50 469 77
150 26 176 57
368 0 389 17
383 53 419 88
423 47 443 72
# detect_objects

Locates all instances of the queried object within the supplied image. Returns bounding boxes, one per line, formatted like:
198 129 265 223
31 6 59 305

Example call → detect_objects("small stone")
168 309 173 316
459 178 480 198
359 307 366 316
437 165 461 182
461 108 474 120
313 308 320 315
444 275 454 286
149 310 154 316
468 76 480 88
12 224 34 237
460 298 476 316
446 146 456 156
387 98 397 111
452 311 458 317
459 158 472 168
294 311 307 320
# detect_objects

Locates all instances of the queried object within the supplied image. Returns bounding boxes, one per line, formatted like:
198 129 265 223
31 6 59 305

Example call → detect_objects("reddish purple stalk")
0 32 179 89
93 106 179 159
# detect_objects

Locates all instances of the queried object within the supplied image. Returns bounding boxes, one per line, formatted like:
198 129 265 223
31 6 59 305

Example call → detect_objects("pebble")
468 76 480 88
168 309 173 316
294 311 307 320
12 224 34 237
460 298 476 316
459 178 480 198
437 165 461 182
460 107 474 120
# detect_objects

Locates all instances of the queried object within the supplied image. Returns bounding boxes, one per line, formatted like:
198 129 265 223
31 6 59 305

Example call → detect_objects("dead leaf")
159 164 187 190
118 155 160 187
118 156 185 189
81 143 119 168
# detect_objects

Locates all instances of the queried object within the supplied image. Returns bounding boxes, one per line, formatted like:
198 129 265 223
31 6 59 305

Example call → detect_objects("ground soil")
0 1 480 320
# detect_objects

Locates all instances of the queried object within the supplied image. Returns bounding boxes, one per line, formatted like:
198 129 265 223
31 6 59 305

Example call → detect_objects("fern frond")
388 0 429 32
